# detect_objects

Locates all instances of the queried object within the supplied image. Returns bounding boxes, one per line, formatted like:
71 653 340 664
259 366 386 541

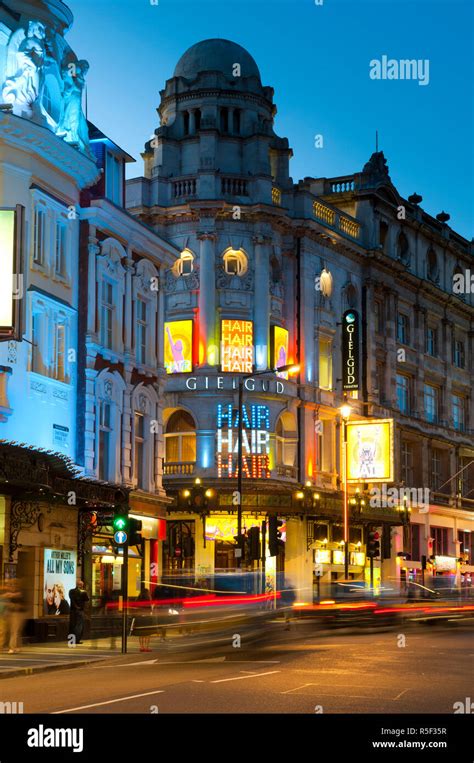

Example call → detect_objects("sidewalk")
0 627 199 679
0 636 130 679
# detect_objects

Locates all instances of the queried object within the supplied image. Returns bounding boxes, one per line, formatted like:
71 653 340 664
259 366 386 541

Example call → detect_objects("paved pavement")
0 625 471 714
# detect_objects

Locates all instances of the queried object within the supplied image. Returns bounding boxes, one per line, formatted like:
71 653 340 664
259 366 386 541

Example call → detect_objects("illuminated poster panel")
221 319 253 373
0 210 15 331
216 403 270 478
43 549 77 615
164 320 193 374
273 326 289 378
346 419 394 483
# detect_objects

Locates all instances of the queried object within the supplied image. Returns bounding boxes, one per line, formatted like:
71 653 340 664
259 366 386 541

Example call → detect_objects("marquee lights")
221 319 253 373
216 403 271 479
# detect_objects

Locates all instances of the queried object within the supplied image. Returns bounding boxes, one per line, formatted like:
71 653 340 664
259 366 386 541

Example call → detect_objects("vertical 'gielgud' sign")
342 309 359 391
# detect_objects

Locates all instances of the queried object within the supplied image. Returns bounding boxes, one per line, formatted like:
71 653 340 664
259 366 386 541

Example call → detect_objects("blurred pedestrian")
68 580 89 644
280 581 296 630
0 580 8 651
5 578 26 653
136 586 153 652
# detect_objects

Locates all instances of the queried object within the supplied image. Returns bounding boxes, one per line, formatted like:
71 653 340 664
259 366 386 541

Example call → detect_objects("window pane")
181 434 196 462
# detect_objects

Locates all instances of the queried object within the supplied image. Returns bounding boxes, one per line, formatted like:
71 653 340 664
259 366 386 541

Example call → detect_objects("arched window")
173 249 194 277
345 283 357 309
132 387 158 491
397 232 410 264
223 248 248 276
427 247 438 281
275 412 297 471
165 410 196 466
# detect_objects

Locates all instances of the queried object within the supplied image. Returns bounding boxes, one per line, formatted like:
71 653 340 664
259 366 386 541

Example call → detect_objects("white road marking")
393 688 411 700
211 670 280 684
53 690 165 713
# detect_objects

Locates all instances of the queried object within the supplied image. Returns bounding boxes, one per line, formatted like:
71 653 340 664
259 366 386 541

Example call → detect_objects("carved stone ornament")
104 380 113 398
138 394 147 413
216 262 253 291
165 265 199 293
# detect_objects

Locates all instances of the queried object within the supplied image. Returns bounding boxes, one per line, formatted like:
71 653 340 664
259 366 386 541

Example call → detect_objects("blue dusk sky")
66 0 473 239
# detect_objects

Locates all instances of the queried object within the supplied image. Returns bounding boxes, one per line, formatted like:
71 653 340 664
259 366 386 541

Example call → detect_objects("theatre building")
127 38 474 600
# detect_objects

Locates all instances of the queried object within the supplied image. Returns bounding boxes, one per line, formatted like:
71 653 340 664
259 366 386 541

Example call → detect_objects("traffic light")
268 515 284 557
248 526 260 561
181 482 216 511
113 507 129 546
233 533 246 561
129 517 143 547
367 529 380 559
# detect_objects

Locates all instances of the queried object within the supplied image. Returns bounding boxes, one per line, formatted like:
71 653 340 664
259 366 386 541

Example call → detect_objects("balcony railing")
173 178 197 199
313 201 360 239
221 177 248 195
312 200 361 240
163 462 195 476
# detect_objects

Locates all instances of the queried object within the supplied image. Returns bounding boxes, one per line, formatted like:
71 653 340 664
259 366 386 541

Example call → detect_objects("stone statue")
2 21 50 118
56 55 89 151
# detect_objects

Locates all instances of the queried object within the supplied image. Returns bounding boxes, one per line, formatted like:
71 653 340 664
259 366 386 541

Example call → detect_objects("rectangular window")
319 337 332 390
33 208 45 265
458 530 473 564
452 394 465 432
106 151 123 205
431 449 442 491
55 222 67 277
134 412 145 489
397 313 409 345
401 441 413 485
53 322 66 382
453 339 465 369
410 524 421 562
101 282 114 350
424 383 439 423
425 326 437 356
136 298 147 365
32 312 42 374
396 374 410 414
98 401 112 481
430 526 449 556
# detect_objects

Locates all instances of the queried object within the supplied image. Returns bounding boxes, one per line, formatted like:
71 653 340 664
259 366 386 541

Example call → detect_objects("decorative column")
87 238 99 336
253 235 271 370
124 254 135 355
197 232 217 366
157 265 166 369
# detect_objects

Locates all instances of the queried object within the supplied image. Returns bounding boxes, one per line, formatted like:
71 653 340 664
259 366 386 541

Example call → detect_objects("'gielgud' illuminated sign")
221 319 253 373
342 310 359 391
217 403 270 478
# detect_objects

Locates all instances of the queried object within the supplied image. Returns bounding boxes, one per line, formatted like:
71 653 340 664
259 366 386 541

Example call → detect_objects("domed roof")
174 39 261 82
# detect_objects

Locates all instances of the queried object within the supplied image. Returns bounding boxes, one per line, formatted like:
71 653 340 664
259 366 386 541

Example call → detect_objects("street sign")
314 563 323 577
114 530 128 545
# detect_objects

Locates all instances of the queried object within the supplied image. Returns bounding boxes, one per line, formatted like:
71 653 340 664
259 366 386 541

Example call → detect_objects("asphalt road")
0 625 472 714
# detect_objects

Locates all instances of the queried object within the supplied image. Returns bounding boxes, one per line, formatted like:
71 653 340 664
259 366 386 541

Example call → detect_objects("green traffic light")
113 516 127 531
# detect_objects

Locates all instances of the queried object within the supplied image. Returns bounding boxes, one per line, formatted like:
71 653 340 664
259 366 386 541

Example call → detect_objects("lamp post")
236 363 300 568
340 404 351 579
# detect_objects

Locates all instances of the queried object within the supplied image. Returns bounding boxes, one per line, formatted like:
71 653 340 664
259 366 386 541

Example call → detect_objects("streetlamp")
236 362 300 568
340 404 351 579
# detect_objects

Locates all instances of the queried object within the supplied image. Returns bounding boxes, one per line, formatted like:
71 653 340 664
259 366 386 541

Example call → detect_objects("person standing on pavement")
5 578 26 653
68 580 89 644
